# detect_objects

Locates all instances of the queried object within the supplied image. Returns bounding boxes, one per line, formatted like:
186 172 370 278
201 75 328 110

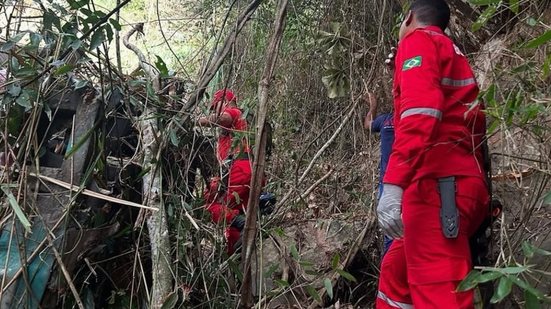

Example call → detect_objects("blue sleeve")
371 114 386 133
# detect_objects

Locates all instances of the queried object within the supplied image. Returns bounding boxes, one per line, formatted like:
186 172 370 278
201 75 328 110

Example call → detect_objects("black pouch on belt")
438 176 459 238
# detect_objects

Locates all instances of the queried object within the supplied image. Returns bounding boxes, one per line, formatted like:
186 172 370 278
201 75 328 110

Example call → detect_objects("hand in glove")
377 184 404 239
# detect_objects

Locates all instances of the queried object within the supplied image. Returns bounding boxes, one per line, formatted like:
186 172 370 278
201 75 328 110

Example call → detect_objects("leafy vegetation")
0 0 549 307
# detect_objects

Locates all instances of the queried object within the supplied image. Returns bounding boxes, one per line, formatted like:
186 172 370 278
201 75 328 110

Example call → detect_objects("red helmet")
210 89 236 109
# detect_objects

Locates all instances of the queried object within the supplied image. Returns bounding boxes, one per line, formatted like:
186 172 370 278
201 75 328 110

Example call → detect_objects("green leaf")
227 259 243 282
324 278 333 300
104 25 114 43
9 32 27 44
523 30 551 49
0 41 15 52
290 243 299 260
336 269 357 282
110 18 122 31
525 289 542 309
483 265 529 275
509 0 519 13
299 260 314 268
472 5 498 32
74 80 88 90
70 39 82 50
477 271 503 283
15 90 33 110
68 0 89 9
490 276 513 304
542 53 551 79
527 18 538 27
305 285 322 303
169 130 179 146
543 191 551 205
509 276 547 300
89 29 105 50
1 186 32 233
54 64 74 76
29 32 42 48
155 55 169 76
44 9 61 31
458 270 482 291
128 79 146 88
7 84 21 97
331 253 340 270
469 0 501 5
274 279 289 288
160 290 178 309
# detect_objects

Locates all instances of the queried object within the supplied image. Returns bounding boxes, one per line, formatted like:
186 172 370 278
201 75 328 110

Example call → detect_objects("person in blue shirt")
364 92 395 255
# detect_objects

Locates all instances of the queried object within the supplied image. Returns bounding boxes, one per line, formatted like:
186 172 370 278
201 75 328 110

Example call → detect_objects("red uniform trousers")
205 159 251 254
377 176 489 309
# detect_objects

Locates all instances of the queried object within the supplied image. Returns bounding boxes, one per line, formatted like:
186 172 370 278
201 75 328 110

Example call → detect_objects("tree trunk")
240 0 288 307
123 24 172 309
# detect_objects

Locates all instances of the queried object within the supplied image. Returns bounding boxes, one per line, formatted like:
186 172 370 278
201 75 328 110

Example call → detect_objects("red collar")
403 25 445 40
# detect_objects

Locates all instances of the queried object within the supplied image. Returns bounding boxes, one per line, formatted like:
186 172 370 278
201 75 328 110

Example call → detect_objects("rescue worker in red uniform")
376 1 489 308
197 89 252 254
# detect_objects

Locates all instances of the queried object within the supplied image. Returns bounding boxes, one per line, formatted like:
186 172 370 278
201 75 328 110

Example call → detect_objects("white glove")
377 184 404 239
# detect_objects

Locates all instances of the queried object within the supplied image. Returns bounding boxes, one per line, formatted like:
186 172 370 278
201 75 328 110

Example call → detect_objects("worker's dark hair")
410 0 450 31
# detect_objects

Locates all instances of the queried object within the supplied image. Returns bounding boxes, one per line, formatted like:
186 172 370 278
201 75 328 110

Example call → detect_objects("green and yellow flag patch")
402 56 422 71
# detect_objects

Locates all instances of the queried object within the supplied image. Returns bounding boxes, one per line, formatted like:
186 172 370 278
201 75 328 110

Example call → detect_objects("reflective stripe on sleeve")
400 107 442 120
377 291 414 309
441 77 476 87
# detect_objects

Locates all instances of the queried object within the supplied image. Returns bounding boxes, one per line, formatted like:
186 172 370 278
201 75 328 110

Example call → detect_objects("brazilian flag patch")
402 56 422 71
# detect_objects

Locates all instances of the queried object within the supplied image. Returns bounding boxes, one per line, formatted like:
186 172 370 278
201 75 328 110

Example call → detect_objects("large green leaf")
525 289 542 309
331 253 340 270
522 241 551 259
477 271 503 283
305 285 322 303
543 191 551 205
509 0 519 13
68 0 90 9
472 5 499 32
490 276 513 304
324 278 333 300
509 276 547 300
458 270 482 291
336 268 357 282
523 30 551 49
155 55 169 76
89 29 106 50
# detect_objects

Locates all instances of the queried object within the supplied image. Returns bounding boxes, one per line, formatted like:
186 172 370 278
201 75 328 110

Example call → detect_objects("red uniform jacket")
383 26 486 189
217 107 249 162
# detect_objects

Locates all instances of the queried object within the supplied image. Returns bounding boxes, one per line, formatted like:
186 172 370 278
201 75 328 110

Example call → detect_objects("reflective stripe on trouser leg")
377 291 413 309
376 239 411 309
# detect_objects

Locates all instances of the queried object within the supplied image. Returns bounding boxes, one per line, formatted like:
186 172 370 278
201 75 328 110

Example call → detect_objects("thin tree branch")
240 0 288 307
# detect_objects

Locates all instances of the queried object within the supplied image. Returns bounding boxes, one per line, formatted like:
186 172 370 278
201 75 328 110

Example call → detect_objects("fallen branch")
295 168 334 204
28 172 158 211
